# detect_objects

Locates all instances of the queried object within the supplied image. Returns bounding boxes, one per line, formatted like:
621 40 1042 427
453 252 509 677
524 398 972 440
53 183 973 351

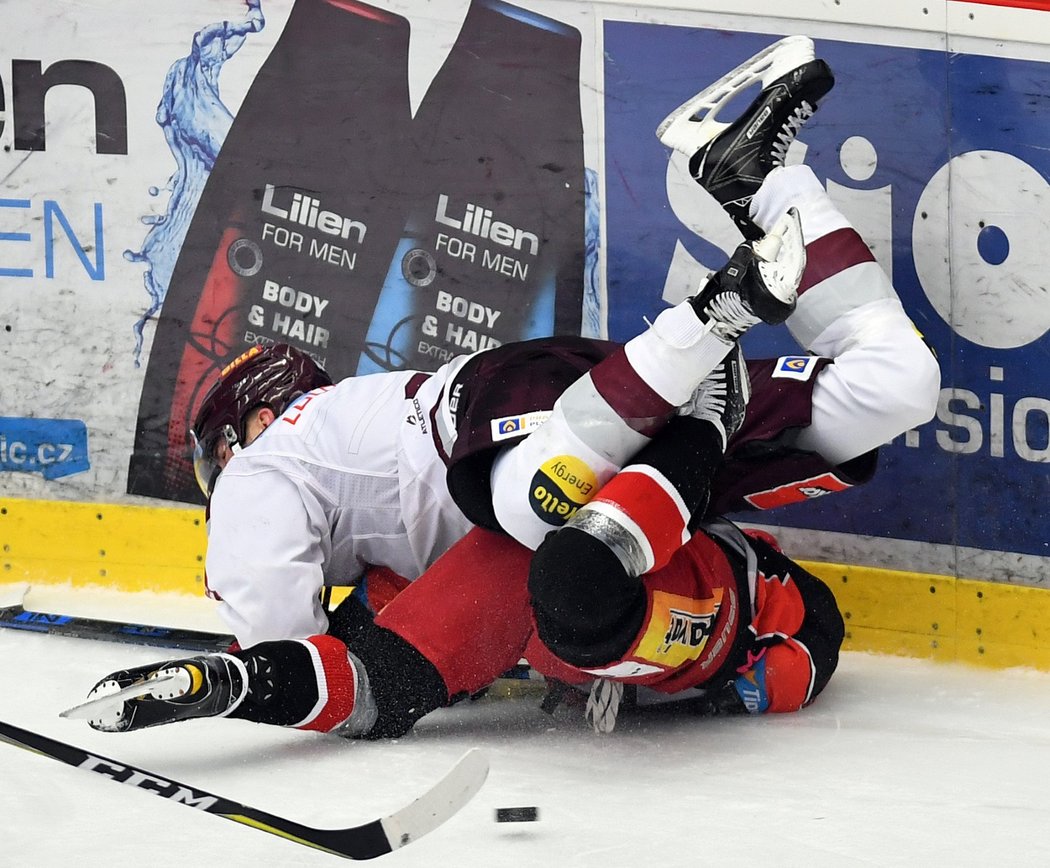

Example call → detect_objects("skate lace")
680 366 729 429
696 372 728 414
772 101 816 165
586 679 625 734
705 293 760 339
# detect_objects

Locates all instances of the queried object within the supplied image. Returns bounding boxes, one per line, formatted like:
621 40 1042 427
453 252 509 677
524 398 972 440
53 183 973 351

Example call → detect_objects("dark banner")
127 0 585 503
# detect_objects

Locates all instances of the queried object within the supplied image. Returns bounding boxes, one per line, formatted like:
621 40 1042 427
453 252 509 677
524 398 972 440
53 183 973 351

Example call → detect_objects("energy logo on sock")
529 455 597 525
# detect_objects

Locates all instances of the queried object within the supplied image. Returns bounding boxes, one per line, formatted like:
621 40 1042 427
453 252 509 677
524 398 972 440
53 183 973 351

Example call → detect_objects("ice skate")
657 35 834 239
689 206 806 342
680 343 751 450
62 653 248 732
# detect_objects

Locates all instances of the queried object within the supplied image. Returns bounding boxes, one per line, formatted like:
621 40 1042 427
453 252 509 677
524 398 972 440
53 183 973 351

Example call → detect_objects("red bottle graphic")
128 0 414 501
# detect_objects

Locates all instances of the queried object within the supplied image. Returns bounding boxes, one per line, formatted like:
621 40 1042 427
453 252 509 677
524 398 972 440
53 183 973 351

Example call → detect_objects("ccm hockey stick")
0 719 487 860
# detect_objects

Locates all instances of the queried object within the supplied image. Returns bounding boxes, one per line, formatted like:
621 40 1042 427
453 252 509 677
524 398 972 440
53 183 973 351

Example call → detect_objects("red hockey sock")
231 635 362 733
293 634 361 732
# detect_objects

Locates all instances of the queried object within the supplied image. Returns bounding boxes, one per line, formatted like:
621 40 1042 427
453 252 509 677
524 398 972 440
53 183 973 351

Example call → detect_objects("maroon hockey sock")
588 345 676 438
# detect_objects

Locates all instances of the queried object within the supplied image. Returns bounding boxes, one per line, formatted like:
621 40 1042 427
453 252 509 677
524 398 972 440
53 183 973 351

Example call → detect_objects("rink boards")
2 495 1049 671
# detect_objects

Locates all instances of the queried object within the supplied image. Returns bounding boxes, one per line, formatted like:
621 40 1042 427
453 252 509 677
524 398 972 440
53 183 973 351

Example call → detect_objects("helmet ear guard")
189 344 333 496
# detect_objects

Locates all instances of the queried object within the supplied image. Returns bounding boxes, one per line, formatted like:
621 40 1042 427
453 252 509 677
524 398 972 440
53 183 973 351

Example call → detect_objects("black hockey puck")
495 806 539 823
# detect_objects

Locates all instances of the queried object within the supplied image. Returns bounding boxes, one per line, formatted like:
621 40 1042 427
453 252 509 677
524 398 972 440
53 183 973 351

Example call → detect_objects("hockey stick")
0 588 540 684
0 591 235 652
0 719 487 860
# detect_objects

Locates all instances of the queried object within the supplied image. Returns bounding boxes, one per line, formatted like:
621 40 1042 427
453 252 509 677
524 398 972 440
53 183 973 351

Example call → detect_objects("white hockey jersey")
205 363 475 649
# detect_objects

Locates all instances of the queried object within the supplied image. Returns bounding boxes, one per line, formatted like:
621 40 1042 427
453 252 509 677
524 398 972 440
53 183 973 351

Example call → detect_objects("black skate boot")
689 206 806 343
657 35 834 239
64 653 249 732
680 343 751 450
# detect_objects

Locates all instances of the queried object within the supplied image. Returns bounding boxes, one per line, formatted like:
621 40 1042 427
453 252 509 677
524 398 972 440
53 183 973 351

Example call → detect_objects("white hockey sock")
622 301 733 406
751 164 897 350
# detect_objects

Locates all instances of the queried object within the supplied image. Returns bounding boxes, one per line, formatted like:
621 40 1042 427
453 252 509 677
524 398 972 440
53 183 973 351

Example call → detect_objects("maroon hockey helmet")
189 343 333 495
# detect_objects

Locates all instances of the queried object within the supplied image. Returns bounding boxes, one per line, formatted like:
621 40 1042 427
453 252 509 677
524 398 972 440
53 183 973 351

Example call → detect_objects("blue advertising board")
604 25 1050 558
0 418 89 479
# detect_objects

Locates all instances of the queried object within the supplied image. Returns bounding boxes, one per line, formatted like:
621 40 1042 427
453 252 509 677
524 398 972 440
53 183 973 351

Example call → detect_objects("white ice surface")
3 586 1050 868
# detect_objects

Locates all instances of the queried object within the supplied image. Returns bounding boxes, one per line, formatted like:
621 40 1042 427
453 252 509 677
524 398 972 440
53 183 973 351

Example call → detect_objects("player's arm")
205 467 333 648
728 532 845 713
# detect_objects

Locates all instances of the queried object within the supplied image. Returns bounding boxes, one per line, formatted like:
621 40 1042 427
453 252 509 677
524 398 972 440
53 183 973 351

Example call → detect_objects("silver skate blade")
60 674 183 720
656 35 815 155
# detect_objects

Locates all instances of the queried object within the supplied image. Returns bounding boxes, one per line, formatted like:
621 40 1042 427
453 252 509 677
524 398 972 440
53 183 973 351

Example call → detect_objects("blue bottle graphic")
128 0 414 502
356 0 586 374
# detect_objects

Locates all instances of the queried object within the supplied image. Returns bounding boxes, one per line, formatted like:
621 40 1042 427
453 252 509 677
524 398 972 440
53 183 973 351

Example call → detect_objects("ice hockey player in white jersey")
184 34 939 653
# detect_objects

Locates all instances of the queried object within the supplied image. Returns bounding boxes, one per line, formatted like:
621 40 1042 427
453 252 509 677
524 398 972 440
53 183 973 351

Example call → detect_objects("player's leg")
748 163 941 464
489 211 802 551
76 529 536 739
277 529 533 737
71 637 380 736
528 349 749 664
660 35 937 466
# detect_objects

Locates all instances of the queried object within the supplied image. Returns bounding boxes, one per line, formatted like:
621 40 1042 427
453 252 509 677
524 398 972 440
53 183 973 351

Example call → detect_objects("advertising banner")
3 0 1050 580
127 0 587 502
603 25 1050 559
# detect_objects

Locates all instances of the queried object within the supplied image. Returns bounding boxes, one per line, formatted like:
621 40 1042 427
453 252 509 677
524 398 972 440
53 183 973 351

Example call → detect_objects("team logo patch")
633 590 723 669
528 454 597 526
771 355 819 381
734 656 770 714
744 472 853 510
490 410 552 442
